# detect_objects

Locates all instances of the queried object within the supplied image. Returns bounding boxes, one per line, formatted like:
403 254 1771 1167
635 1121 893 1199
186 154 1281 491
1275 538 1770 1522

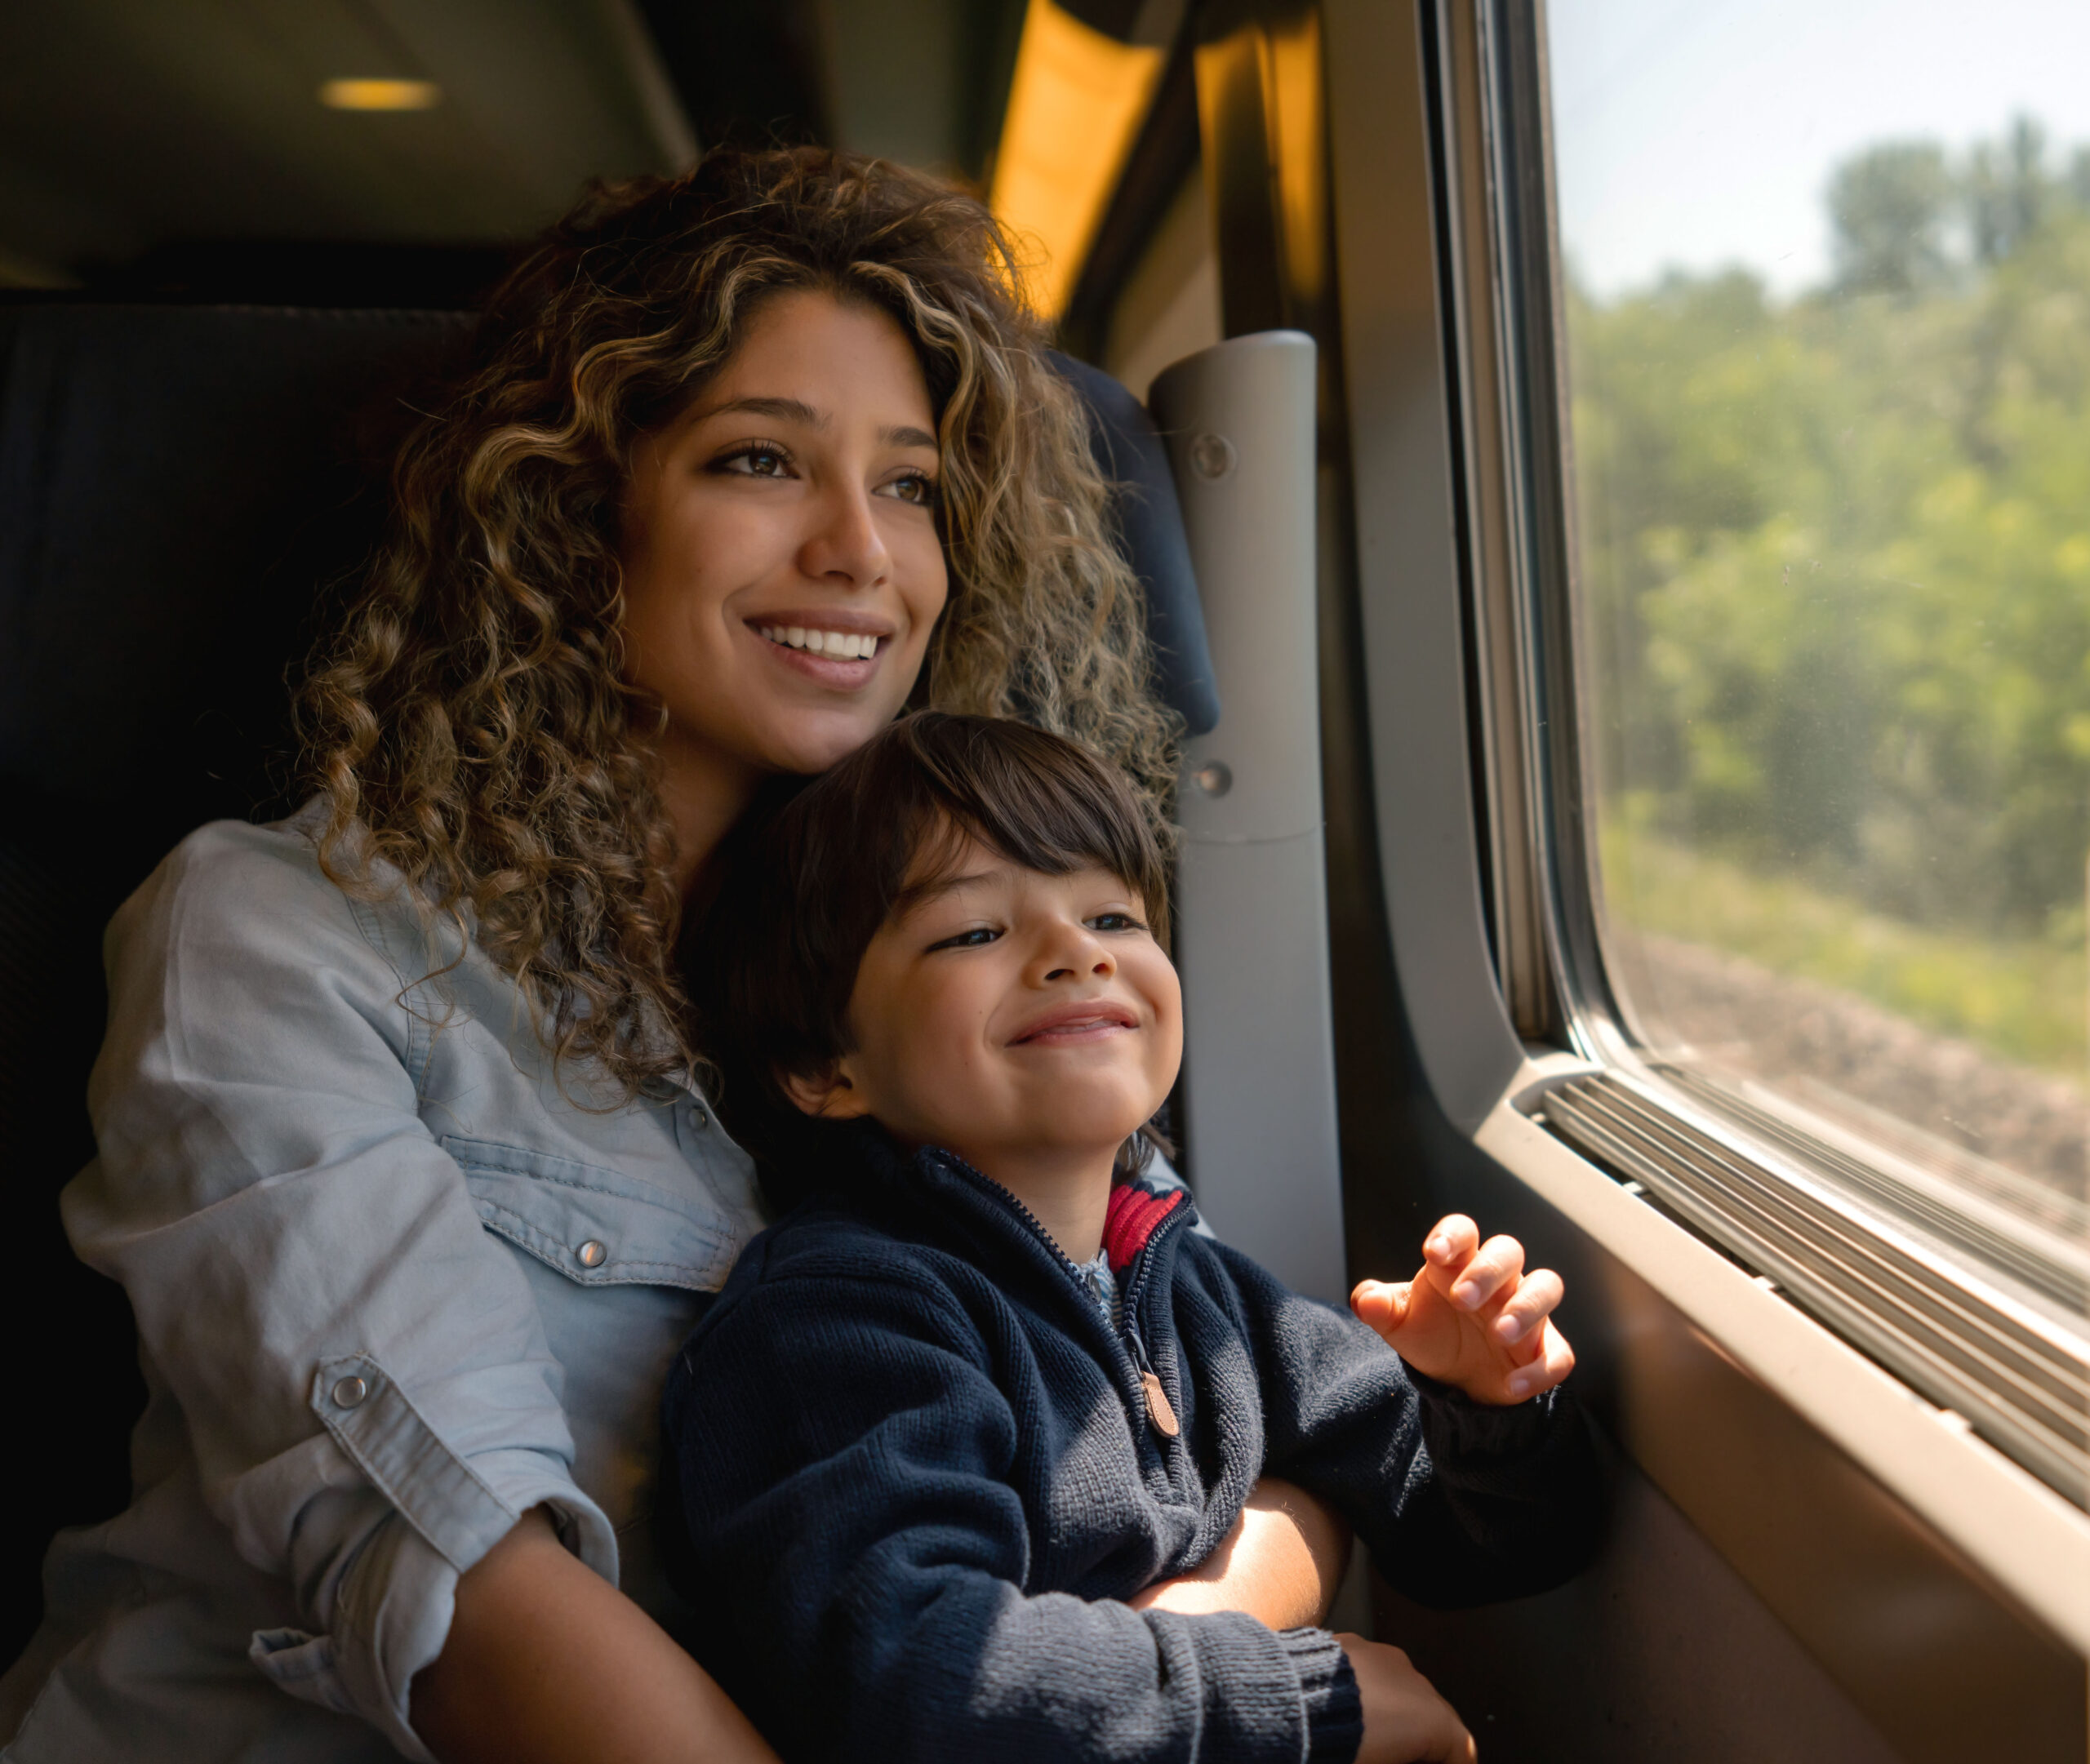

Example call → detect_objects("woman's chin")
759 711 912 778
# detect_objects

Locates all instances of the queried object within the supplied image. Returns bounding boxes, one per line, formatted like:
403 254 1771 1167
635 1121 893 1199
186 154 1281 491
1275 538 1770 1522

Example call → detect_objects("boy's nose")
1035 926 1115 984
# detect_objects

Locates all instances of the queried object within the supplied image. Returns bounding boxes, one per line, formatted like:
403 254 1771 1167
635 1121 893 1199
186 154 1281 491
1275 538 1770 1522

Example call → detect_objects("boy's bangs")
892 808 1142 915
898 732 1169 940
887 804 985 906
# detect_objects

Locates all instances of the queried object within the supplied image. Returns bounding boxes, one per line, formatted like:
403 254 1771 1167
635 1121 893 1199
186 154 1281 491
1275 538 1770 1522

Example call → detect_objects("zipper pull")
1140 1371 1181 1437
1126 1330 1180 1437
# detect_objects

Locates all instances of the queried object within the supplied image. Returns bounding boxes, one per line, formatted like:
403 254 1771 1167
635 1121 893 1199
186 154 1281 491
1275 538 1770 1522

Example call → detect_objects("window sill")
1482 1053 2090 1660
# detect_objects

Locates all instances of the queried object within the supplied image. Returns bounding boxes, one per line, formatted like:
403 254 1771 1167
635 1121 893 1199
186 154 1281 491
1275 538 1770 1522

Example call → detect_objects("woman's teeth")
758 625 880 660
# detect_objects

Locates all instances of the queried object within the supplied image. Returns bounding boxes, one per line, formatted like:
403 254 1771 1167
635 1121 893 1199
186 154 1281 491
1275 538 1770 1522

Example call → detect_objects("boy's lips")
1008 999 1141 1045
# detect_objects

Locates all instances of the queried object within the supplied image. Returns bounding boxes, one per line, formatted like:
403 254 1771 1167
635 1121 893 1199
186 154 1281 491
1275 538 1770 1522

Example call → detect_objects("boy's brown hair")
687 712 1174 1197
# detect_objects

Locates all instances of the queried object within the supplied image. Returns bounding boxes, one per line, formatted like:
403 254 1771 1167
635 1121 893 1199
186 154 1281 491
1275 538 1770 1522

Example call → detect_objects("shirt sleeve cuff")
331 1479 616 1758
247 1474 615 1758
311 1352 619 1576
1277 1627 1364 1764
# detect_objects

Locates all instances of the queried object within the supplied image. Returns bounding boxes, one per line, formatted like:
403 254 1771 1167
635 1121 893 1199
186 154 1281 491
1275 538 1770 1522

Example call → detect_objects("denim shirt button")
576 1240 607 1269
330 1375 369 1410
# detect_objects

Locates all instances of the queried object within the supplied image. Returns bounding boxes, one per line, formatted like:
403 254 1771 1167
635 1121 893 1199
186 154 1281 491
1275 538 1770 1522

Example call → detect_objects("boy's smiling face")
784 827 1183 1185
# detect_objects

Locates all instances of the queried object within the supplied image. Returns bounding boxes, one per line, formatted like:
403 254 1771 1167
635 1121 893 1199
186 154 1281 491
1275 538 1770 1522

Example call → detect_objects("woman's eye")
927 926 1000 951
880 473 937 507
717 444 793 478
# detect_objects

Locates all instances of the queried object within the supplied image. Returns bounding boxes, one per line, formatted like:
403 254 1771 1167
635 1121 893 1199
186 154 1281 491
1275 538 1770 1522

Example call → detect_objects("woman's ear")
779 1059 874 1121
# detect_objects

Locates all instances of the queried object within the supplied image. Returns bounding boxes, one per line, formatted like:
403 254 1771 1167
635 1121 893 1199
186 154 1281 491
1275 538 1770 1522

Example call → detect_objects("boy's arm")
1208 1239 1606 1609
665 1263 1362 1764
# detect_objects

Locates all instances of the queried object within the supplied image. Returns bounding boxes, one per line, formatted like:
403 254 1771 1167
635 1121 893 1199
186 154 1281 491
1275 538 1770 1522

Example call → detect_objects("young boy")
665 713 1602 1764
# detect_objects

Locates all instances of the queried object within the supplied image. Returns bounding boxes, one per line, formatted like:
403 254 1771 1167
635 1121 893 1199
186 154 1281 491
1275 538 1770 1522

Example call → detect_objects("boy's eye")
927 926 1002 952
1087 912 1145 933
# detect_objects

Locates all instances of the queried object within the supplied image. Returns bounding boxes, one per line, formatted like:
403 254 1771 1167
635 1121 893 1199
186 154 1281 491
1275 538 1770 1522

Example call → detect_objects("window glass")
1548 0 2090 1314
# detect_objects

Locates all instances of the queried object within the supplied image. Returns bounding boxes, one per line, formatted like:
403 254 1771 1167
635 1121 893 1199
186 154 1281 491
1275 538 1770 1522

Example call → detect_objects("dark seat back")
0 304 474 1665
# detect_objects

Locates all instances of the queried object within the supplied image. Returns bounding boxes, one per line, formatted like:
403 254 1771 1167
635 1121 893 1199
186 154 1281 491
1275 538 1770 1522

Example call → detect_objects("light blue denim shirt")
0 805 766 1762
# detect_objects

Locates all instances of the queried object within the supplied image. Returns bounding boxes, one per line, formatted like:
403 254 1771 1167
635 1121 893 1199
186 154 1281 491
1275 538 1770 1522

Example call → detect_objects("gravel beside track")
1620 931 2089 1208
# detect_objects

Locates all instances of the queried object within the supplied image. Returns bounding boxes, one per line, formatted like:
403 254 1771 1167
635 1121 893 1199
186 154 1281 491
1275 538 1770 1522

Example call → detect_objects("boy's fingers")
1420 1215 1478 1285
1503 1323 1576 1400
1491 1268 1565 1345
1350 1278 1412 1335
1422 1215 1478 1261
1448 1233 1525 1312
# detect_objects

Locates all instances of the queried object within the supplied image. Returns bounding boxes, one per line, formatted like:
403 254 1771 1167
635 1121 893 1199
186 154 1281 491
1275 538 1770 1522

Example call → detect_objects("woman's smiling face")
620 287 949 784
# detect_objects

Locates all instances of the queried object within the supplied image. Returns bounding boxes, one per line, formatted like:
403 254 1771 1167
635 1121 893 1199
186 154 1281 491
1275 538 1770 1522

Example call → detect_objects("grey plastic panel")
1149 331 1348 1303
1323 0 1527 1136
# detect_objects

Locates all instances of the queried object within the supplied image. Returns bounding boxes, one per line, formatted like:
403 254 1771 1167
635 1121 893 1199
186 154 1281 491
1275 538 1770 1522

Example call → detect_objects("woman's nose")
798 480 891 589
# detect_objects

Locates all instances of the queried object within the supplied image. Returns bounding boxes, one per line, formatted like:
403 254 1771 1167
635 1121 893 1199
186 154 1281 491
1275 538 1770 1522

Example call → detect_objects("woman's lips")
749 616 894 685
1009 1000 1141 1045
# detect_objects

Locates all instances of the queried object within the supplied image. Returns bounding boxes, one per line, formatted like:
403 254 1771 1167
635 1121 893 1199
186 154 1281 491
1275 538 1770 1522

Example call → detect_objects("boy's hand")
1336 1636 1476 1763
1350 1214 1573 1406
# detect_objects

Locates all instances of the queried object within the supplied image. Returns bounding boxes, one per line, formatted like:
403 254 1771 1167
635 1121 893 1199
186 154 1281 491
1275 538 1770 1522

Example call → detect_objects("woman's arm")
1130 1477 1352 1628
68 824 627 1748
412 1510 778 1764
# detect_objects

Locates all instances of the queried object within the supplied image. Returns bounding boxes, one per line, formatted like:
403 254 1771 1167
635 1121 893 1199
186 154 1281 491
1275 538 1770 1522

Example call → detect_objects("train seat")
0 297 1214 1661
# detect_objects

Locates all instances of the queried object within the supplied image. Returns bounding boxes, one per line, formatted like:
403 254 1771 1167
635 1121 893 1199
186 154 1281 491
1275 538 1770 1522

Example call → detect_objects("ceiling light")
319 78 441 113
989 0 1165 322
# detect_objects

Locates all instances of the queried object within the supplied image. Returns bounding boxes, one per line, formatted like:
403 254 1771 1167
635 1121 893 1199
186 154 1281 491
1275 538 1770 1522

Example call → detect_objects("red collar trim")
1102 1183 1186 1273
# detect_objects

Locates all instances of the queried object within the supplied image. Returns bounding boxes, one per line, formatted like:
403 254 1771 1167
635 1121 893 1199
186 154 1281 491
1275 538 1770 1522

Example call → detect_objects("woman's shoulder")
118 798 433 989
150 797 328 891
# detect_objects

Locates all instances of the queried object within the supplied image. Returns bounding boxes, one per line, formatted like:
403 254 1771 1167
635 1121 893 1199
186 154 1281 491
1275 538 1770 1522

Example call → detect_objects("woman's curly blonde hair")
296 145 1180 1101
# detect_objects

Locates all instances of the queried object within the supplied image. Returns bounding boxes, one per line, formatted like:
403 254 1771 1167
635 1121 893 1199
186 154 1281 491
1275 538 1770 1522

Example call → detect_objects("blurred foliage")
1573 115 2090 1008
1599 804 2086 1073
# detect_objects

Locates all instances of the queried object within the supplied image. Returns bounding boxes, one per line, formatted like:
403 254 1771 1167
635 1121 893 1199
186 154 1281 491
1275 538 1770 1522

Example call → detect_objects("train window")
1534 0 2090 1498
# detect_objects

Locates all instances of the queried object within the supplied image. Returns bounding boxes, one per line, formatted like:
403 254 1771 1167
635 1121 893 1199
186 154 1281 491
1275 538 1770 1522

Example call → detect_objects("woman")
0 148 1347 1764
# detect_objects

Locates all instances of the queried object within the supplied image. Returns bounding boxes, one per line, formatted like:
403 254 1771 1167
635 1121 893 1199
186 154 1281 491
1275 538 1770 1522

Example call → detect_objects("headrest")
1050 349 1221 737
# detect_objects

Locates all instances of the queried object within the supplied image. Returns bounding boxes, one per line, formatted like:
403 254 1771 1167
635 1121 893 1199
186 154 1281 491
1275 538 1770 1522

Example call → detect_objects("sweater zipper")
929 1152 1187 1438
1119 1202 1190 1365
1118 1202 1191 1437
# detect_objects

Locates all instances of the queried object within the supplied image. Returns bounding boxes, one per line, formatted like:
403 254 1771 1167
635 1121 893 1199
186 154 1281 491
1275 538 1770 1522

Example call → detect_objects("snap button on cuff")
331 1375 369 1410
576 1240 607 1269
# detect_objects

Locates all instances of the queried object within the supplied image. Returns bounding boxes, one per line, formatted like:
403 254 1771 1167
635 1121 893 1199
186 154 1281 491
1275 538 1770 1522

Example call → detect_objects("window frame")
1313 0 2090 1746
1457 0 2088 1511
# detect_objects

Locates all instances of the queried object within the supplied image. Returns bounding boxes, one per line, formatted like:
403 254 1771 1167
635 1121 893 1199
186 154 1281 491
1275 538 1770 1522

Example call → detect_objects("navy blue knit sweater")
661 1129 1602 1764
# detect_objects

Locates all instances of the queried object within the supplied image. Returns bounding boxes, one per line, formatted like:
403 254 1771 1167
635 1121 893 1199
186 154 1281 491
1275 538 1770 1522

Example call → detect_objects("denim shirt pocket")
441 1135 738 1291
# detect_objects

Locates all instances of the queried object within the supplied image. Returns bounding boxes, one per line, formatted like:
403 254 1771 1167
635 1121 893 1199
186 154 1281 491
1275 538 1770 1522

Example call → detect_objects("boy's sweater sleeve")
663 1248 1363 1764
1208 1241 1606 1608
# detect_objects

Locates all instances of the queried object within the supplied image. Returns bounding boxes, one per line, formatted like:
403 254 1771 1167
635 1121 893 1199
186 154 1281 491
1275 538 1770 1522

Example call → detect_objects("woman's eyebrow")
705 393 825 427
696 397 934 452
